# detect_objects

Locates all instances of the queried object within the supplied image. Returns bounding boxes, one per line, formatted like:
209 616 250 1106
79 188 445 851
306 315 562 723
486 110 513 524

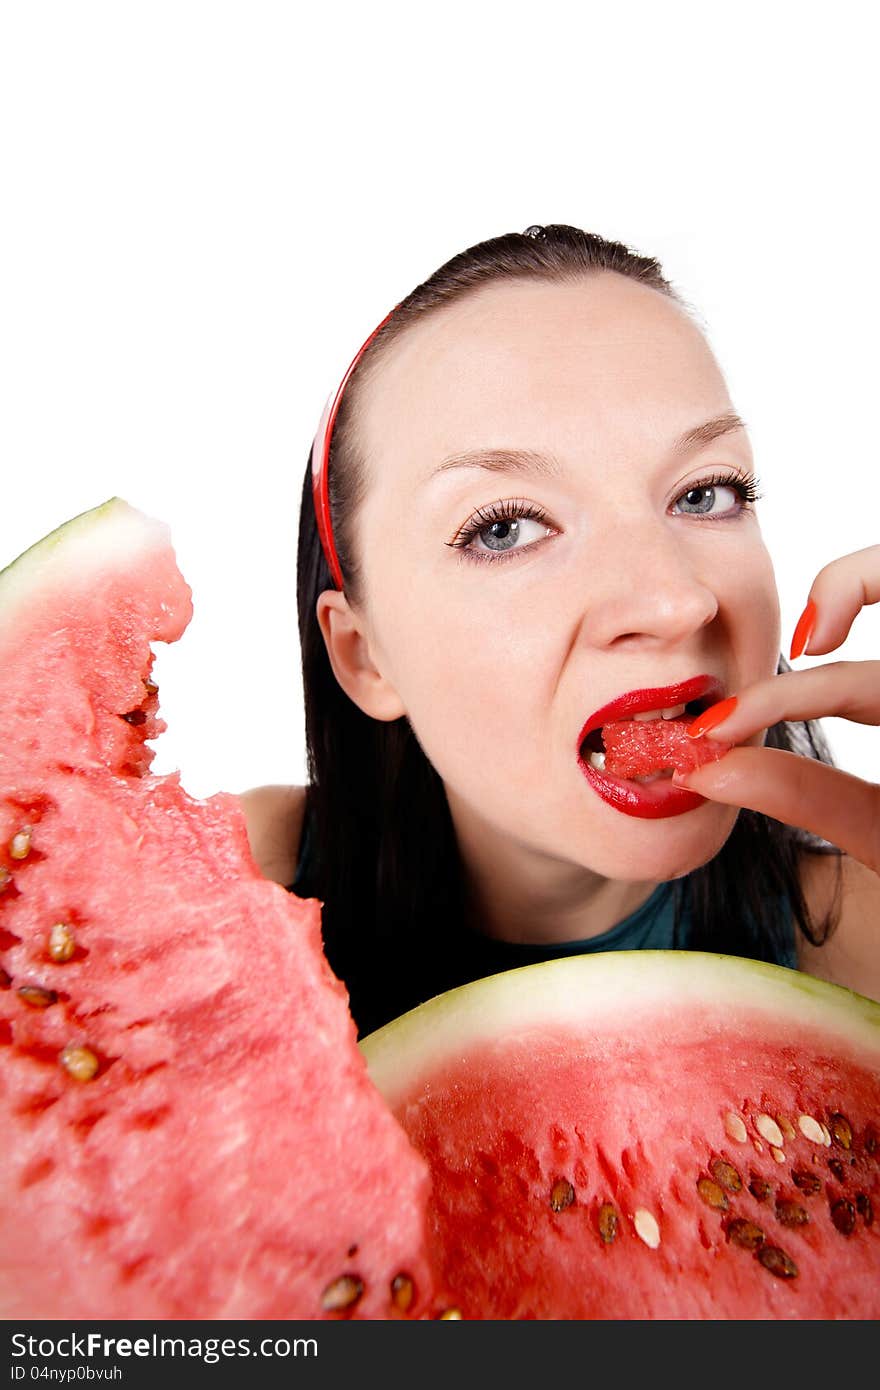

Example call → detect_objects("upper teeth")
632 703 687 722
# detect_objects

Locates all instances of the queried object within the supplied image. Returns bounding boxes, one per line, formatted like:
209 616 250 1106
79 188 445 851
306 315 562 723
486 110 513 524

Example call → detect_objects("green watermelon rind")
360 950 880 1105
0 498 166 630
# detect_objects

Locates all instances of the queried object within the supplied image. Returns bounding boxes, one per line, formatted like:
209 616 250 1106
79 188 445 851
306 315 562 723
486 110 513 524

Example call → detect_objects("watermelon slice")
601 717 733 780
0 500 444 1320
362 953 880 1320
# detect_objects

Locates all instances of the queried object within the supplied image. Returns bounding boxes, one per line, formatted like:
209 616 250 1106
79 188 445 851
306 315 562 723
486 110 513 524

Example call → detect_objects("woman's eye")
673 482 741 517
447 502 552 563
469 514 548 556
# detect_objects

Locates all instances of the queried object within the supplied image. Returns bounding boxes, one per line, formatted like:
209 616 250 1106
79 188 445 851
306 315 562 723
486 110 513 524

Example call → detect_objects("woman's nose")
579 523 719 650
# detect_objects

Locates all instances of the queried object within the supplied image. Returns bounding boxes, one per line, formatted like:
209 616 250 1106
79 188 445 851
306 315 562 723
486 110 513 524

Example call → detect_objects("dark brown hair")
295 224 841 1037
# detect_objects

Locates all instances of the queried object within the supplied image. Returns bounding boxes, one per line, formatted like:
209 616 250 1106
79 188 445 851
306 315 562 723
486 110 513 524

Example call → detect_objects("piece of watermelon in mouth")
591 713 734 781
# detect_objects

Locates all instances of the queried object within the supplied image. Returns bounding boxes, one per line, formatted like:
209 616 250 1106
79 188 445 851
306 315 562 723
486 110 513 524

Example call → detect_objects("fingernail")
686 695 738 738
789 598 817 661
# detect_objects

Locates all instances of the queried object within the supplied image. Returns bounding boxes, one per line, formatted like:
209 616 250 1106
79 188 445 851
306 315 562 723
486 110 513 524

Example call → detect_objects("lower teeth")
585 749 675 783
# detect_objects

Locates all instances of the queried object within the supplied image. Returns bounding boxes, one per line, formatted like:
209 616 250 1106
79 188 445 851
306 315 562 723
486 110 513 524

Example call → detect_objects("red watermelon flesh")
601 717 733 779
0 500 443 1320
362 953 880 1320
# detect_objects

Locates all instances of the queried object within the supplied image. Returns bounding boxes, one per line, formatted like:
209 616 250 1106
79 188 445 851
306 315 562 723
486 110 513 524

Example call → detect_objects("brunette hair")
295 224 841 1037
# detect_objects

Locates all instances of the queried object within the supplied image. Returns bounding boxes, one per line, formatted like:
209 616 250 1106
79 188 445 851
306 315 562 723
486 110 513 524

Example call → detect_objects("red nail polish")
790 599 817 661
686 695 738 738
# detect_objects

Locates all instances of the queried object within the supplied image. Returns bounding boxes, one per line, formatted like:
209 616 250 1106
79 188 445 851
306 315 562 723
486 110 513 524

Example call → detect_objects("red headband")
310 310 395 591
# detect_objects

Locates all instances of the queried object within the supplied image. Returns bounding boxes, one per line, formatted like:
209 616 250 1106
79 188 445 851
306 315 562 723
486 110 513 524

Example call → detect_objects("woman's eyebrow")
422 411 747 484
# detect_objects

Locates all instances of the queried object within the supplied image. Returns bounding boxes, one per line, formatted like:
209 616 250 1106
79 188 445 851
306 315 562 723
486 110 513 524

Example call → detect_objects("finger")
689 660 880 743
793 543 880 656
675 746 880 873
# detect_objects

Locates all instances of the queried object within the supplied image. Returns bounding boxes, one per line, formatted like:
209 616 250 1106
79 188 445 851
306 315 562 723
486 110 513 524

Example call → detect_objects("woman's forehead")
357 274 730 480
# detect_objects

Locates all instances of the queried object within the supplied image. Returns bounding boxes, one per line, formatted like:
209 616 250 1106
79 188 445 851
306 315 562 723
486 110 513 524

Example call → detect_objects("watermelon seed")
697 1177 729 1211
347 1245 358 1257
726 1218 765 1251
753 1140 764 1155
798 1114 826 1145
774 1198 809 1229
709 1158 742 1192
755 1114 784 1148
0 967 11 989
771 1147 786 1165
0 867 11 893
17 985 58 1009
59 1044 100 1082
121 709 148 726
321 1273 361 1306
865 1126 877 1155
757 1245 798 1279
819 1123 832 1147
748 1174 772 1203
143 678 159 696
791 1169 822 1196
828 1158 846 1184
776 1115 796 1141
633 1209 661 1249
9 827 32 860
391 1273 415 1312
856 1194 873 1226
829 1113 852 1150
723 1112 748 1144
550 1179 575 1212
321 1274 364 1312
598 1203 619 1244
47 923 76 962
830 1199 856 1237
439 1309 463 1320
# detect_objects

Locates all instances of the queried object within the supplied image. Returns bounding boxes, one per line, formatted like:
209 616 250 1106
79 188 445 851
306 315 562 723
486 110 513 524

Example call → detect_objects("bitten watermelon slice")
362 953 880 1320
601 718 733 779
0 500 443 1320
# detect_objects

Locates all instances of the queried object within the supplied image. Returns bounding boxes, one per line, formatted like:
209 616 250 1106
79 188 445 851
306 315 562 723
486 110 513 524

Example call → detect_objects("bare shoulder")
796 850 880 1002
237 784 308 886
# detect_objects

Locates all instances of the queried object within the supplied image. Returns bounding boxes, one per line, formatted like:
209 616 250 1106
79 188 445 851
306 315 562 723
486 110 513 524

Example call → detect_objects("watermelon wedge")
361 953 880 1320
0 500 443 1320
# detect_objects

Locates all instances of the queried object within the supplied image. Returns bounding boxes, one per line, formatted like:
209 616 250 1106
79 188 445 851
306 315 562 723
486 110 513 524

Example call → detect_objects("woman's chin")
580 802 741 883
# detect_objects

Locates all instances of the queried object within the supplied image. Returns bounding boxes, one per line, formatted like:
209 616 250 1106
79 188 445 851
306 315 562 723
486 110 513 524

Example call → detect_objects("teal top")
426 875 798 984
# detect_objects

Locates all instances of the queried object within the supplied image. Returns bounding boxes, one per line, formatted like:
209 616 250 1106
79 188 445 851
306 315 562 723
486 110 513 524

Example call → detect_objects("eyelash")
445 471 764 565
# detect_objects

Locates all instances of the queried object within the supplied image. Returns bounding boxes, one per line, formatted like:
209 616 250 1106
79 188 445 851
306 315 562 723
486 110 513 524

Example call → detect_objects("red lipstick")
575 674 724 820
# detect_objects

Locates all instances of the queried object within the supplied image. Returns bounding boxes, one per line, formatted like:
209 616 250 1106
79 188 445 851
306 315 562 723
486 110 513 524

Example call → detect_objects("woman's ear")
315 589 407 722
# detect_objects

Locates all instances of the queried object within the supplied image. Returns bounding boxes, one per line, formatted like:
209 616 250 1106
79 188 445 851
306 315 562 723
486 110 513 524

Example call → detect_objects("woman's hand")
674 544 880 874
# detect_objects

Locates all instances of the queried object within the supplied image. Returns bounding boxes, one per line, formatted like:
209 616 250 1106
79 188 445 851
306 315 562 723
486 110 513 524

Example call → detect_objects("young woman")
241 225 880 1038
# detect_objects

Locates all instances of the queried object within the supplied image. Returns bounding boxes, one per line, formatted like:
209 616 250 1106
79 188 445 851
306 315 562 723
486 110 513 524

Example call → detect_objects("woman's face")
342 273 780 884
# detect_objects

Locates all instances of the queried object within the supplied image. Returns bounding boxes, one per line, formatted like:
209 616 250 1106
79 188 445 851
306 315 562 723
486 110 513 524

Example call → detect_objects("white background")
1 1 877 799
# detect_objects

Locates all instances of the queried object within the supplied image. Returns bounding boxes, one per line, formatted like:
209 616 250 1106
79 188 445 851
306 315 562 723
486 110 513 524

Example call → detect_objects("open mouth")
581 695 711 772
576 677 725 784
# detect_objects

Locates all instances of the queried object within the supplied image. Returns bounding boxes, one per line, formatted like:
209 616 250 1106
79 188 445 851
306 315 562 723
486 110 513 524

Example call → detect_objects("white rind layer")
361 950 880 1107
0 498 169 634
